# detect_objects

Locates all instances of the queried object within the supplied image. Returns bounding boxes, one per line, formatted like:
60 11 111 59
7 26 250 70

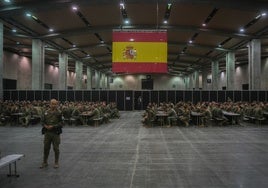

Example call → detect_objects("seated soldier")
200 105 212 126
178 105 190 126
212 105 228 126
142 105 156 126
19 104 32 127
253 104 265 123
166 104 177 127
87 104 100 125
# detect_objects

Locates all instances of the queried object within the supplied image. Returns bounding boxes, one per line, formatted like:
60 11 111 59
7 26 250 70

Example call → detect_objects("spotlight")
72 6 78 11
124 19 129 24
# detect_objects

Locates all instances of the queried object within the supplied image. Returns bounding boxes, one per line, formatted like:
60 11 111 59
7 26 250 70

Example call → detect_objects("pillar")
248 39 261 90
194 71 199 90
32 39 45 90
226 52 235 90
0 22 3 99
99 72 103 89
212 60 219 90
107 75 110 89
86 66 92 89
184 76 190 90
59 53 68 90
104 74 108 89
202 69 208 90
75 61 83 90
95 70 100 89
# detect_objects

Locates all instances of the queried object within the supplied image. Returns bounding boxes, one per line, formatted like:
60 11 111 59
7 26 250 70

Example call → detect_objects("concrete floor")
0 111 268 188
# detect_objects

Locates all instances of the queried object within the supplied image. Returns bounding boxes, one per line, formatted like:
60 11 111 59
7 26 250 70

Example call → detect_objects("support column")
59 53 68 90
104 75 107 89
184 76 190 90
86 66 92 90
107 76 110 89
249 39 261 90
99 72 103 89
95 70 100 89
212 61 219 90
75 61 83 90
194 71 199 90
188 73 193 90
202 69 208 90
0 22 3 100
226 52 235 90
32 39 45 90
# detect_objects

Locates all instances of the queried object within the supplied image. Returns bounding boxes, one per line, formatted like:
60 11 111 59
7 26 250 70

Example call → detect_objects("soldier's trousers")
43 131 60 163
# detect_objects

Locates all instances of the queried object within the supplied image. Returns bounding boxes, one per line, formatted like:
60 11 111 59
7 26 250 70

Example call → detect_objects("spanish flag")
112 30 167 73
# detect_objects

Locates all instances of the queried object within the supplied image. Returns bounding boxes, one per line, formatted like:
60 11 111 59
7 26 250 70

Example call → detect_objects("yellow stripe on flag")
112 42 167 63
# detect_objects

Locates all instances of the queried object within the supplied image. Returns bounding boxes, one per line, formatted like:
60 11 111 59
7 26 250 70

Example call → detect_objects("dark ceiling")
1 0 268 76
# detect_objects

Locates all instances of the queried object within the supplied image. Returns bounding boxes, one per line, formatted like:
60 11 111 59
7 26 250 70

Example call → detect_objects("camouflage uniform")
40 99 62 168
178 107 190 126
19 105 31 127
167 106 177 126
200 107 212 126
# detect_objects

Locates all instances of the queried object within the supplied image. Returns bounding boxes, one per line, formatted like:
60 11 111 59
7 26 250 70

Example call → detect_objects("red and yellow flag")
112 30 167 73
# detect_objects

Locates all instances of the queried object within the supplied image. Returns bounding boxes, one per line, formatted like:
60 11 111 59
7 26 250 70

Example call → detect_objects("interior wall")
3 51 268 90
3 51 76 90
109 74 185 90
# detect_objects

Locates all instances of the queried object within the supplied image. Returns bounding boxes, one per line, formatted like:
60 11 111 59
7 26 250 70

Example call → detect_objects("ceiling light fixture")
261 12 267 16
202 23 206 27
72 6 78 11
239 28 245 32
4 0 11 3
26 13 32 17
12 29 17 32
120 3 125 9
163 20 168 24
124 19 129 24
49 28 54 32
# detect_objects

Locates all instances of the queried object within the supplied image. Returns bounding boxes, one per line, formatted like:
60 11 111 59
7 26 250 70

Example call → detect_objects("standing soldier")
40 99 62 169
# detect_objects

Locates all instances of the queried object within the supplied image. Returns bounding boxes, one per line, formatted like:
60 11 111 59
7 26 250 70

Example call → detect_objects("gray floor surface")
0 111 268 188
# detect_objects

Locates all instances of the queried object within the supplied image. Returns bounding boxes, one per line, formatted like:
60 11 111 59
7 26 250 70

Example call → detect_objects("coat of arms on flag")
123 46 137 60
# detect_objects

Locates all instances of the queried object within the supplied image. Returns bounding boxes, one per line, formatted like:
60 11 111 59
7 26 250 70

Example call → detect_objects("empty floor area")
0 111 268 188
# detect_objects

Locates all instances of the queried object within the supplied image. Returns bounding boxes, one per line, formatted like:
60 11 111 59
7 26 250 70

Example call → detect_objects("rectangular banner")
112 30 167 73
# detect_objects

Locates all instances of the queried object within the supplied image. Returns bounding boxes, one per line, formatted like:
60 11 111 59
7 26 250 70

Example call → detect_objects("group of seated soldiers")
0 100 120 127
142 101 268 127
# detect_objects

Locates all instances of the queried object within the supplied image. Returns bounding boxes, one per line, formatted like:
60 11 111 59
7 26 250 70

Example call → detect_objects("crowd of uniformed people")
142 100 268 127
1 99 267 128
0 100 120 127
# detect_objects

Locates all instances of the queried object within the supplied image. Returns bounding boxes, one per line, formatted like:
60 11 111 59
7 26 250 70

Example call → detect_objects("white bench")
0 154 24 177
